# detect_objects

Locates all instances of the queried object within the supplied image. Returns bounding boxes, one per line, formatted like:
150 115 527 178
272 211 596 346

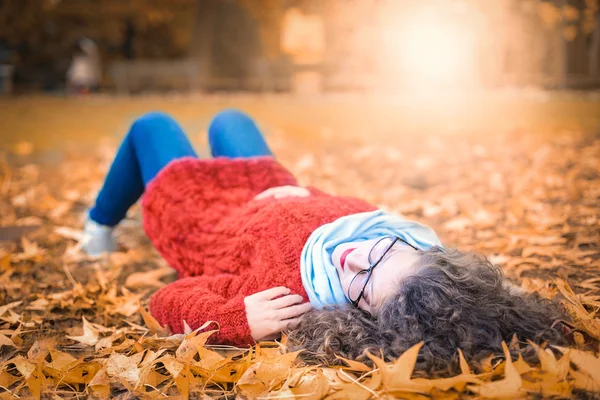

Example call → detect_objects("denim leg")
208 109 274 158
89 112 197 226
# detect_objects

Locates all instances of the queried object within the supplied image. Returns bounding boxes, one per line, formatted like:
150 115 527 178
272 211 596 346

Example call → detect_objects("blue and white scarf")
300 210 443 309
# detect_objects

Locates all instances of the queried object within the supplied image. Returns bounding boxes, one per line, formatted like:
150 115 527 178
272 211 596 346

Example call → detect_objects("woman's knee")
208 109 256 141
208 109 273 157
129 111 179 140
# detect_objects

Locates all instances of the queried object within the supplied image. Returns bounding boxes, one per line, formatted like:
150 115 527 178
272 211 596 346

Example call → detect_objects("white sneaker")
81 217 117 256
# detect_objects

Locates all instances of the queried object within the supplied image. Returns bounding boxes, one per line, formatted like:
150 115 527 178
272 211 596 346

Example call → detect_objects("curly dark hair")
286 247 568 373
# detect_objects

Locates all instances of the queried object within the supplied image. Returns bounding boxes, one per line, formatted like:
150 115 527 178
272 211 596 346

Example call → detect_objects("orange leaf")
469 342 527 398
139 305 171 337
66 316 99 346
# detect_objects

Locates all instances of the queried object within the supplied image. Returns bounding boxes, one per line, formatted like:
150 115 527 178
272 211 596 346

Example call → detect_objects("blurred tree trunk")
554 0 569 88
590 11 600 79
189 0 218 87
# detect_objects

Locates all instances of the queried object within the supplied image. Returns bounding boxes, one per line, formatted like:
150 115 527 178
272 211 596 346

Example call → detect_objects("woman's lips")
340 248 357 271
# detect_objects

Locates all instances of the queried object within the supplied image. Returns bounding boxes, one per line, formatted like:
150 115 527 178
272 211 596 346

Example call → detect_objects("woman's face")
331 237 421 313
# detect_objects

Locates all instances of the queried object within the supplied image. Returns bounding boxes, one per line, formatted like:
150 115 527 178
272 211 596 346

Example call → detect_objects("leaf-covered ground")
0 94 599 399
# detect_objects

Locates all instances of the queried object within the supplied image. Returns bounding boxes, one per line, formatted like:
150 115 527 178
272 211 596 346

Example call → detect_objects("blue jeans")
89 109 274 226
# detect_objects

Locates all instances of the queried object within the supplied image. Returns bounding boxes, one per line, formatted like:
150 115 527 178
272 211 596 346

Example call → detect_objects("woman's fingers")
276 301 313 320
270 294 304 309
257 286 290 301
254 187 277 200
254 185 310 200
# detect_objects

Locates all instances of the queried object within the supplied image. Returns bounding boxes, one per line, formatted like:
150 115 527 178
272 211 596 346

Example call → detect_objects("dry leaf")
139 305 171 336
125 267 174 289
66 316 99 346
469 342 527 398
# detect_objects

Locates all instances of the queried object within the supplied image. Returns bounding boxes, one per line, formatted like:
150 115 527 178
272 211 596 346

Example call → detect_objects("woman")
84 110 567 371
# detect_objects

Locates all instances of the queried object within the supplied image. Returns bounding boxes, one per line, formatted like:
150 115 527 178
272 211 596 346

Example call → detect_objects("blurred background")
0 0 599 151
0 0 599 95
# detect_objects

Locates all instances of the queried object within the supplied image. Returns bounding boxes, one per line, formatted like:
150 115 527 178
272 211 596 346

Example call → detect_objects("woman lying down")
82 109 568 371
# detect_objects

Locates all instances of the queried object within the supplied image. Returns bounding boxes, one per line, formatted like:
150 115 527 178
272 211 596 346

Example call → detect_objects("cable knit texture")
143 156 376 346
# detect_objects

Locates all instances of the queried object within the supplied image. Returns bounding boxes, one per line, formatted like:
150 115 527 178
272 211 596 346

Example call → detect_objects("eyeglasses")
348 236 419 308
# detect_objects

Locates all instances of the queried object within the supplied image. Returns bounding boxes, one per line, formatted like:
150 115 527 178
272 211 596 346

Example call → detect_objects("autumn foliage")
0 95 599 399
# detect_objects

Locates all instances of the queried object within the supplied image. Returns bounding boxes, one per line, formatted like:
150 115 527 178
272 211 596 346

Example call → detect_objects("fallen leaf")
469 342 527 398
66 316 99 346
139 305 171 336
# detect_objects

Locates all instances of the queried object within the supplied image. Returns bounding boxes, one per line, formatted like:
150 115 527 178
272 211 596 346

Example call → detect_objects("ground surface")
0 93 599 398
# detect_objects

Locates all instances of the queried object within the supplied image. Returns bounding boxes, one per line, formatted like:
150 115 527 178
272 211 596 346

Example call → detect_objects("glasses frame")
348 236 419 307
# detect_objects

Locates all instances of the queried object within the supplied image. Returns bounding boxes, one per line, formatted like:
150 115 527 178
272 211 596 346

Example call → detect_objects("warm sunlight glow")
380 5 478 91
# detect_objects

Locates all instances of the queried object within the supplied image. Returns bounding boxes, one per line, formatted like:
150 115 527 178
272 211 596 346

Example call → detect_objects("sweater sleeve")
149 274 255 347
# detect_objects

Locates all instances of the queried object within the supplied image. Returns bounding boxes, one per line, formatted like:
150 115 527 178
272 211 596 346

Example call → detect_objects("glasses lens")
369 237 395 264
348 270 370 302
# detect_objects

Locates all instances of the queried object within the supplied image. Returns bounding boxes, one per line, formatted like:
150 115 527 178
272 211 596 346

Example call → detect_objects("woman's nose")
346 254 369 273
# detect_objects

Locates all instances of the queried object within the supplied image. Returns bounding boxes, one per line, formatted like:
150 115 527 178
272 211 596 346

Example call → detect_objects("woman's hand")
254 185 311 201
244 286 312 341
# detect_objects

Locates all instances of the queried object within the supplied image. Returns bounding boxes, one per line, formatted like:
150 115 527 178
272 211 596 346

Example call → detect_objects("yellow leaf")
0 333 16 347
161 355 184 378
12 355 35 379
45 349 78 371
513 354 532 375
528 341 558 375
335 355 372 372
66 316 99 346
174 365 191 398
367 342 433 393
106 352 144 389
554 278 600 340
141 348 168 368
0 368 20 389
521 371 572 397
175 329 218 363
197 346 226 369
469 342 527 398
391 342 423 381
329 369 382 400
53 226 83 241
289 369 330 400
192 350 251 384
429 374 482 392
125 267 174 289
555 346 600 386
237 362 269 398
26 366 43 400
255 350 302 383
0 300 22 318
95 332 121 352
10 355 45 399
555 349 572 381
63 362 102 385
569 367 600 392
27 338 55 364
88 365 110 398
0 253 10 272
0 309 21 324
25 297 49 311
143 370 170 388
238 350 303 397
13 237 44 261
139 305 171 337
458 349 470 375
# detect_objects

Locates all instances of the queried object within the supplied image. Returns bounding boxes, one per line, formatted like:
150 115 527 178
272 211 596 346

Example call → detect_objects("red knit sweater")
143 157 375 346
